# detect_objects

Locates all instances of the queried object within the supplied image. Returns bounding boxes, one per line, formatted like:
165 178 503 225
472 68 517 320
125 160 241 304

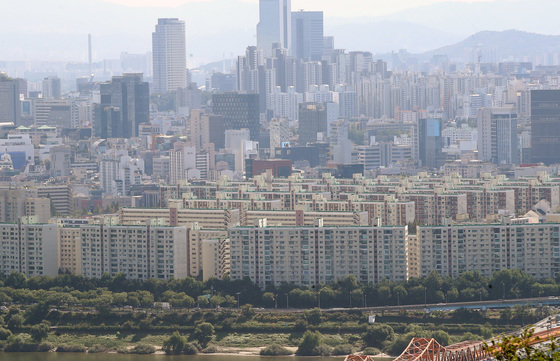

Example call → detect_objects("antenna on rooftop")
88 34 94 82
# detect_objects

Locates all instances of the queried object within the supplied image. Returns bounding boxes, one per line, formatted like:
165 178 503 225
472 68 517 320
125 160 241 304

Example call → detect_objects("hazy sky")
104 0 492 18
1 0 558 65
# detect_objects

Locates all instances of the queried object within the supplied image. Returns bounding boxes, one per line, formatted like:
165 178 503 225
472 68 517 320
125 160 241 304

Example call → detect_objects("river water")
0 355 393 361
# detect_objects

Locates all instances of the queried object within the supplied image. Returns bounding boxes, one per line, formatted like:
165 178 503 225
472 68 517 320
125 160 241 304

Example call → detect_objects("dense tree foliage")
163 331 187 355
485 328 560 361
192 322 215 348
0 269 558 311
363 324 395 348
296 330 323 355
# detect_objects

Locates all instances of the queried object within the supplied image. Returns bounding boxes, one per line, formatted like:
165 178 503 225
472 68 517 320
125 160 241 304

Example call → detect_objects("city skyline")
1 0 560 65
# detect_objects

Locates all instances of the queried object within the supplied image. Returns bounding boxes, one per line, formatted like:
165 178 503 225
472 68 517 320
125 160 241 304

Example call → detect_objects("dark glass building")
418 117 444 169
531 90 560 165
212 93 261 141
94 73 149 139
298 102 327 145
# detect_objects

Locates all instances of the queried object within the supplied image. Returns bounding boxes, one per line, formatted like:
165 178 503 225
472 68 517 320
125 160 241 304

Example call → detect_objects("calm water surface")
0 355 393 361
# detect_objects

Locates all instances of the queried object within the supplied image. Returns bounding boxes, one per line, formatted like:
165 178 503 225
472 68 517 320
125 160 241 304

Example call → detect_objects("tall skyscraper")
0 73 21 125
94 73 149 139
257 0 291 58
291 11 324 61
477 107 518 165
418 117 444 169
152 18 187 94
42 76 61 99
531 90 560 165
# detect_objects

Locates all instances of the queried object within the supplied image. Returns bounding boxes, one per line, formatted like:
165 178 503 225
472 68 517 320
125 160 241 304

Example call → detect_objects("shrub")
430 330 450 346
4 334 25 352
192 322 215 348
201 345 219 353
361 347 381 355
332 344 354 355
313 344 333 356
304 308 322 325
115 346 130 354
294 318 307 331
56 344 87 352
6 314 23 331
30 322 50 342
363 324 395 348
88 344 107 353
183 342 199 355
385 333 415 356
163 331 187 355
36 342 54 352
296 330 322 355
0 327 12 340
260 344 293 356
131 344 156 354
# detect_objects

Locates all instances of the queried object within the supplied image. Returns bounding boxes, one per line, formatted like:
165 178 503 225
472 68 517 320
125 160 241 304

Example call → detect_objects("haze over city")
2 0 560 64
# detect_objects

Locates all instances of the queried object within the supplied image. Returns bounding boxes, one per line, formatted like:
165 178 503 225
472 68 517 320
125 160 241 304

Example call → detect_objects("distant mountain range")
328 21 462 54
422 30 560 63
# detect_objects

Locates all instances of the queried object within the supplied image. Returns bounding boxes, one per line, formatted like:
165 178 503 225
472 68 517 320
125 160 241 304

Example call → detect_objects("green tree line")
0 269 559 309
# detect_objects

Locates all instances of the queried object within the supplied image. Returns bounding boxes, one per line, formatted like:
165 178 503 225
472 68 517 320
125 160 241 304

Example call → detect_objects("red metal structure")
392 338 486 361
345 325 560 361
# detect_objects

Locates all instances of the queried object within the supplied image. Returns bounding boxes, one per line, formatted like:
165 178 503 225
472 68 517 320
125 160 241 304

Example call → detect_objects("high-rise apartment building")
152 18 187 94
229 222 409 288
0 73 21 125
531 90 560 164
257 0 291 58
0 222 58 277
419 222 560 280
80 224 188 280
291 10 324 61
477 106 518 165
94 73 149 138
58 226 82 275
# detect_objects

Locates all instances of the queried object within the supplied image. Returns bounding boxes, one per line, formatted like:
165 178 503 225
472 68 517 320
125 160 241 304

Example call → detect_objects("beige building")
80 224 188 280
58 226 82 274
407 234 421 279
0 222 58 277
229 221 408 288
36 184 72 216
25 197 51 224
119 207 240 229
243 209 368 227
186 225 228 278
419 221 560 279
0 187 27 222
201 238 230 281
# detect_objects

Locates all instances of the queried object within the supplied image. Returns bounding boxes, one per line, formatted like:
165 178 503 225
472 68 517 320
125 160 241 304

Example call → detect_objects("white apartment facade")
229 222 408 288
419 222 560 279
0 223 58 277
80 225 188 280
